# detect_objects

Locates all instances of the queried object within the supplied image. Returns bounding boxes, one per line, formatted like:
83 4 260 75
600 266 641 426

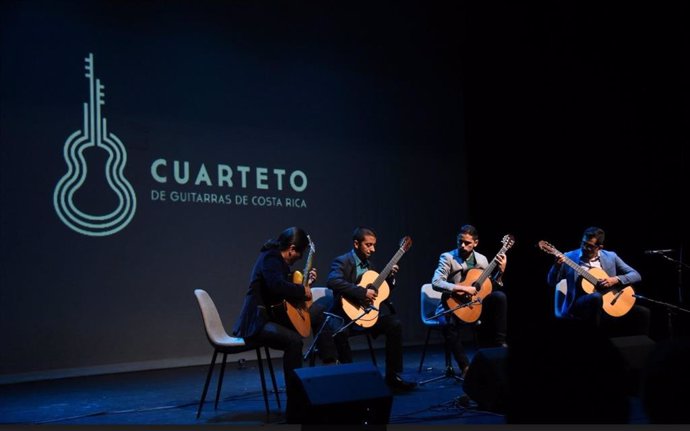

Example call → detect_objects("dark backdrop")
0 0 468 381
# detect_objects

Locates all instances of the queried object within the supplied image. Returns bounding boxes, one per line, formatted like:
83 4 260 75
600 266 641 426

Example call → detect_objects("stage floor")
0 343 649 427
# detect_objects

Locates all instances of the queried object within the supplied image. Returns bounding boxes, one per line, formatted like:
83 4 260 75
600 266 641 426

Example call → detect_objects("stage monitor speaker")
610 335 655 395
462 346 508 414
293 362 393 424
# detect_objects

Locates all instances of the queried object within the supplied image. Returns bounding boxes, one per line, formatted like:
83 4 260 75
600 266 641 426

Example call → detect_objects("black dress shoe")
385 374 417 391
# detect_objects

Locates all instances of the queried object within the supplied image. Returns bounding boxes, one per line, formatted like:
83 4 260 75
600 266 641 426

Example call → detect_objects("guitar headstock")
501 234 515 251
399 236 413 252
306 234 316 255
537 240 557 256
301 235 317 285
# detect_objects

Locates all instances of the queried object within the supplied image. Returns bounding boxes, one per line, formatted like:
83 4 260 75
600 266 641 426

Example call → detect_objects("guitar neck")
303 251 314 277
371 247 406 288
555 251 600 285
474 245 507 285
302 250 314 286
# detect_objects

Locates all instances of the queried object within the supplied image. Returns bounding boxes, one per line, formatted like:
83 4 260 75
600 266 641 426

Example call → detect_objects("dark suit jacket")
232 248 307 339
326 250 396 319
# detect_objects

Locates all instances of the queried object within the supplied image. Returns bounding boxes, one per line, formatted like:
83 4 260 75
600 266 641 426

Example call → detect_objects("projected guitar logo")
53 53 137 236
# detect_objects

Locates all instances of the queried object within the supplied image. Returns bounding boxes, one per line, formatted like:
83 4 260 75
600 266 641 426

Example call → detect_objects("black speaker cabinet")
293 362 393 424
462 346 508 414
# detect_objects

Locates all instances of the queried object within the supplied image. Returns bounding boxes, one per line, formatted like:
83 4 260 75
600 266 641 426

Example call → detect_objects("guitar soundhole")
455 292 472 305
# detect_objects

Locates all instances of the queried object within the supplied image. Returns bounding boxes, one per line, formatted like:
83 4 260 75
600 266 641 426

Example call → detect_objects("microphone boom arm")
332 306 377 337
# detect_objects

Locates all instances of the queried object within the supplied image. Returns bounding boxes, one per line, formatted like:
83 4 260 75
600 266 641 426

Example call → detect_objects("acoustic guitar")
445 234 515 323
271 236 316 337
341 236 412 328
537 240 635 317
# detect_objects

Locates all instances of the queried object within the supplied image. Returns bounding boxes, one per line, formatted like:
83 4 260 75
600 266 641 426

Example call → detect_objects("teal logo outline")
54 53 137 237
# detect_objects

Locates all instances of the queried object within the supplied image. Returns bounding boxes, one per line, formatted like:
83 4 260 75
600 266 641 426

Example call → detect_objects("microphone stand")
633 294 690 340
332 305 377 337
419 298 482 386
655 249 689 305
428 298 481 321
303 312 343 363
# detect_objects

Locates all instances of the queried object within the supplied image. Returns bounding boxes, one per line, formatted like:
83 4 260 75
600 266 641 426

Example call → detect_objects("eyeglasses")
581 241 600 251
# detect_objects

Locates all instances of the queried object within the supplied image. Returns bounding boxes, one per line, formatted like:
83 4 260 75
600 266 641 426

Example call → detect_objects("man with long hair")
233 226 317 423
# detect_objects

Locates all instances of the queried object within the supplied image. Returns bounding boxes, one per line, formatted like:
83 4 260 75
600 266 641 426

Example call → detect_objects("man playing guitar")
232 227 317 423
431 224 509 378
325 226 416 392
545 226 648 330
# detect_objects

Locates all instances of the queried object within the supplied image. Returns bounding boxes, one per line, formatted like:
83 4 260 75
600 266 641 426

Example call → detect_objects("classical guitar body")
578 267 636 318
273 237 316 338
292 270 314 311
444 234 514 324
275 270 311 338
445 268 493 323
271 299 311 338
341 270 391 328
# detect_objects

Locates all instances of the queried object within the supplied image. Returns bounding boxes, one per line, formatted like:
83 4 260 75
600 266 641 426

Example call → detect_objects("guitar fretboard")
551 249 600 286
473 237 513 288
475 247 505 287
372 246 407 288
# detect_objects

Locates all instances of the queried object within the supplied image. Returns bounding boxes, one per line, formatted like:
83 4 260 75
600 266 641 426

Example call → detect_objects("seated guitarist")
547 226 650 334
431 224 508 377
232 227 317 423
325 226 416 391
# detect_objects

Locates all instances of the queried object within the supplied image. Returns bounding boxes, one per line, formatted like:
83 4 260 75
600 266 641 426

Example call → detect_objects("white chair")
554 279 568 318
193 289 280 420
417 283 464 385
